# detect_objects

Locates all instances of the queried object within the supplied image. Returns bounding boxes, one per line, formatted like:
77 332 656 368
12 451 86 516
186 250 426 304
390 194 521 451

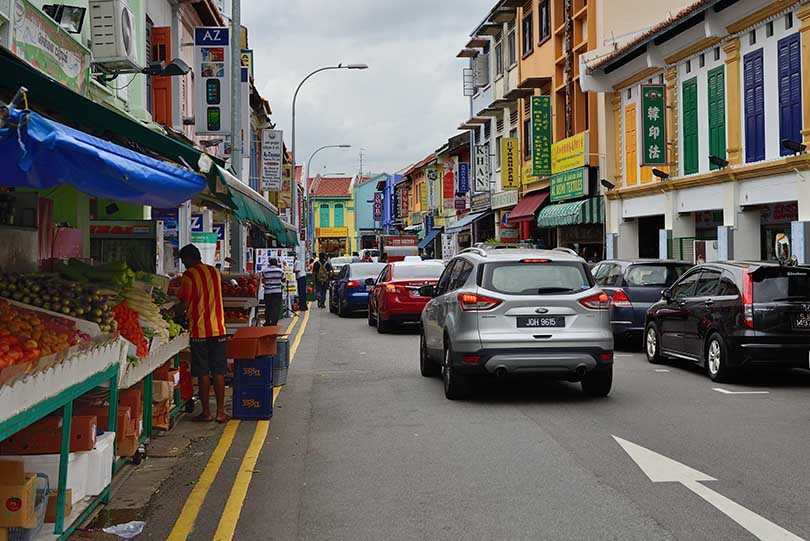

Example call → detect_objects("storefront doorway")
638 215 664 258
760 201 797 261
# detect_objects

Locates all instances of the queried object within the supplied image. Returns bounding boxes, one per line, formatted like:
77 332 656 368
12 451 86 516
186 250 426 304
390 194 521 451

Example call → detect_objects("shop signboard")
531 96 552 177
152 209 179 248
373 192 383 221
474 144 490 192
471 192 491 213
641 85 666 166
419 182 428 210
240 49 254 78
194 27 231 135
191 213 203 232
240 67 250 156
426 168 438 209
392 186 401 219
491 190 518 210
550 167 588 202
455 197 467 211
443 163 456 210
316 227 349 238
279 164 292 209
457 162 470 193
213 223 225 241
11 0 90 93
400 186 410 217
298 192 305 240
551 132 588 174
261 129 283 191
501 138 520 190
191 232 217 265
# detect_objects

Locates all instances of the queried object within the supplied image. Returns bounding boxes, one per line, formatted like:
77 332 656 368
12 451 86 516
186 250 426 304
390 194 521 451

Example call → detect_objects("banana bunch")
122 288 170 343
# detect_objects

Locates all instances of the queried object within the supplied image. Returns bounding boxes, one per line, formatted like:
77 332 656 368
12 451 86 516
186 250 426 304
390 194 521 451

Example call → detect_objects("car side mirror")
418 285 436 298
662 288 673 302
365 277 376 286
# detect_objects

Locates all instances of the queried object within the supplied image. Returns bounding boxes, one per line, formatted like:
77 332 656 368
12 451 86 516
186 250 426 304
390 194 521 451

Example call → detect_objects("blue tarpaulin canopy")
418 227 442 250
0 108 206 208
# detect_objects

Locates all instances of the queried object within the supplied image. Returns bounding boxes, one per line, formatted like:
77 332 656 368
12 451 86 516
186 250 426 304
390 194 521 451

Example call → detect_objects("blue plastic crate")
233 356 274 387
232 385 274 420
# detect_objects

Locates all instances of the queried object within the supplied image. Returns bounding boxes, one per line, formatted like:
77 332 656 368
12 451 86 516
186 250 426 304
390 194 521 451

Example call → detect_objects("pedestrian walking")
295 256 308 312
312 253 332 308
177 244 229 424
361 250 373 262
263 257 284 326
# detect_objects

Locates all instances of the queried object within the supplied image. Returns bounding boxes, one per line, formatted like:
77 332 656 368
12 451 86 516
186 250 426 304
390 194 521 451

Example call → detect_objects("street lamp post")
305 144 351 255
290 63 368 260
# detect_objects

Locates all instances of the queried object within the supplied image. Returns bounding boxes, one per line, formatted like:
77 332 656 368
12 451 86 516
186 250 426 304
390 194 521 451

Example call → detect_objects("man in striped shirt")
178 244 229 423
263 258 285 326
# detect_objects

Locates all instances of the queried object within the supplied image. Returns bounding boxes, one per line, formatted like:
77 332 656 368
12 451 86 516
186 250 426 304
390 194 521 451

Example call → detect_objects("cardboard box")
153 362 172 381
119 385 144 424
115 433 139 458
75 405 132 437
0 527 8 541
0 461 36 528
44 488 72 524
152 399 171 431
227 326 281 359
152 380 174 403
0 416 97 455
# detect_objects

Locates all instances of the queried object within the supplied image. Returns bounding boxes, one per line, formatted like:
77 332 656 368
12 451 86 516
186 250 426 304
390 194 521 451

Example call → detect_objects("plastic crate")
273 367 288 387
8 474 49 541
0 451 88 503
233 356 274 387
232 385 273 420
276 338 290 367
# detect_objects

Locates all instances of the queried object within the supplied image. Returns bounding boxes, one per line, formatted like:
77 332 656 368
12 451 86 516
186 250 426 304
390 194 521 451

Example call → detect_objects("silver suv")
419 247 613 399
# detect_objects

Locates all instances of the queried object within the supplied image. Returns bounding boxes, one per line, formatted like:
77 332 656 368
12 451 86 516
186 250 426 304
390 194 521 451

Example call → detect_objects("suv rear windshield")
483 261 593 296
349 263 385 279
625 264 690 287
393 264 444 280
753 266 810 302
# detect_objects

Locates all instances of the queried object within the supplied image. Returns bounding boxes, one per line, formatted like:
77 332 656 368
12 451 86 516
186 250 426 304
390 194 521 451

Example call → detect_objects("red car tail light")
610 289 632 308
579 291 610 310
346 280 361 288
384 284 401 294
457 293 502 311
742 271 754 329
462 354 481 364
599 351 614 363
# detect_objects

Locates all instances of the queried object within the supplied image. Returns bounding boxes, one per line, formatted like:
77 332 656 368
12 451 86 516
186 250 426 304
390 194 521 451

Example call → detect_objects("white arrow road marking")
613 436 804 541
713 388 770 395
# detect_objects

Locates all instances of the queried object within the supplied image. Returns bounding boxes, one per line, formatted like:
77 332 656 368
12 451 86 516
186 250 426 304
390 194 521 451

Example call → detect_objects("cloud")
242 0 493 178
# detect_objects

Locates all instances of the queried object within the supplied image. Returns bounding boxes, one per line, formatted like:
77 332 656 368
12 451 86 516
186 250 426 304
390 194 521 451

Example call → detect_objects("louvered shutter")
778 33 802 155
744 50 765 163
682 78 699 174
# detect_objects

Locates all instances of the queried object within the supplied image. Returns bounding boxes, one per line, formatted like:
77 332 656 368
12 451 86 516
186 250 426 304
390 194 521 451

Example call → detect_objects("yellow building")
309 176 356 256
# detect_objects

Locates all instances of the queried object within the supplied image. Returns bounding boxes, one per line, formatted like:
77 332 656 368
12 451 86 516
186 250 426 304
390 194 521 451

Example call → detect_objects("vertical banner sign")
443 159 455 210
501 138 520 189
457 162 470 193
373 192 383 221
240 49 254 78
392 187 401 220
240 67 250 155
532 96 552 176
641 84 667 166
419 182 428 209
474 145 490 192
426 168 438 209
401 187 410 217
261 130 283 191
194 27 231 135
280 165 293 209
298 192 305 240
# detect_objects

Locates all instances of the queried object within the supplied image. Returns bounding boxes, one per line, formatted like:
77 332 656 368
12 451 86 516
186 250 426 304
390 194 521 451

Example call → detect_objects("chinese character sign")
457 162 470 193
642 84 667 166
532 96 552 177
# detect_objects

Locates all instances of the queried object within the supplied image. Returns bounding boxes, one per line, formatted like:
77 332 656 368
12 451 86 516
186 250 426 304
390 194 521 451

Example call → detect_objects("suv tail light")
579 292 610 310
742 271 754 329
346 280 361 289
610 289 632 308
520 258 550 264
457 293 502 311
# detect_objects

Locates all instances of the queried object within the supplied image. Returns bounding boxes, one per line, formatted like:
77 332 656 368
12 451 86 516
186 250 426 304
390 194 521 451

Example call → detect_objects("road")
143 306 810 541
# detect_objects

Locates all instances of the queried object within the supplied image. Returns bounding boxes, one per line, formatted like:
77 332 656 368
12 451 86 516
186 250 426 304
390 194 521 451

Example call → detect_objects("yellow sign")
522 161 537 185
316 227 349 238
419 182 427 210
240 50 254 78
551 132 589 174
501 137 520 190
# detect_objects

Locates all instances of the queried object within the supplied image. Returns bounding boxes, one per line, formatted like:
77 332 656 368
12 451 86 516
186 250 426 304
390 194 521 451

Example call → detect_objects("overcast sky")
242 0 494 179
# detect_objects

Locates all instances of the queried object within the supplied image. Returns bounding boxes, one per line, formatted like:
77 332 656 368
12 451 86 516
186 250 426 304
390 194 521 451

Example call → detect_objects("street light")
290 63 368 259
304 144 352 254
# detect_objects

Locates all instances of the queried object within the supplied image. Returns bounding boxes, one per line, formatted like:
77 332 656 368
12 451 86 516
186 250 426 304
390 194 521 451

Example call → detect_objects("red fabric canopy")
508 191 549 223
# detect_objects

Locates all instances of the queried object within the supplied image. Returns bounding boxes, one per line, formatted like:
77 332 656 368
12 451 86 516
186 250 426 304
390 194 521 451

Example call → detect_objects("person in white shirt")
262 258 284 326
294 256 308 312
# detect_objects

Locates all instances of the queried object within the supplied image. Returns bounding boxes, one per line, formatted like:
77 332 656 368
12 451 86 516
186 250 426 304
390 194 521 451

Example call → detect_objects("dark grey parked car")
591 260 692 344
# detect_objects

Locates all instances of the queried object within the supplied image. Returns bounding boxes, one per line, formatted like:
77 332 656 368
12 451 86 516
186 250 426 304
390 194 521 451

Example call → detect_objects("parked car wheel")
442 342 471 400
376 312 390 333
581 368 613 397
329 293 337 314
645 323 664 364
706 333 732 382
367 307 376 327
337 298 346 318
420 332 439 377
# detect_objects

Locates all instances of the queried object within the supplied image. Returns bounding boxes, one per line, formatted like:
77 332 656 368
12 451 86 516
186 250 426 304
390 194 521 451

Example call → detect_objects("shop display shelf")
117 333 190 389
223 296 259 309
31 488 112 541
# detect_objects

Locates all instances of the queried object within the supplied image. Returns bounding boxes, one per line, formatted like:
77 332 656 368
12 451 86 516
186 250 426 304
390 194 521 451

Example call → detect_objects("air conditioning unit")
89 0 141 72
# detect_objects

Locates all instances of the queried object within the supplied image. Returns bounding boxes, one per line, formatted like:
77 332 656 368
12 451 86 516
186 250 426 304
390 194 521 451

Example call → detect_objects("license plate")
793 313 810 329
517 316 565 328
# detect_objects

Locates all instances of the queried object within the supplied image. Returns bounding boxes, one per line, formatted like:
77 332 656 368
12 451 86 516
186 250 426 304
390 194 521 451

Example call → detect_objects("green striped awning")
537 197 603 228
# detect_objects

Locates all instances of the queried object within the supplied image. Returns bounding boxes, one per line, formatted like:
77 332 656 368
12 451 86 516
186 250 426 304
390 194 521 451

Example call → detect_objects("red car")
367 261 445 333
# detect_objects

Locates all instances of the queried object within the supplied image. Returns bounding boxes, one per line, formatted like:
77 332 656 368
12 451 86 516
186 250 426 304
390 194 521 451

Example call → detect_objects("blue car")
329 262 386 317
591 259 692 345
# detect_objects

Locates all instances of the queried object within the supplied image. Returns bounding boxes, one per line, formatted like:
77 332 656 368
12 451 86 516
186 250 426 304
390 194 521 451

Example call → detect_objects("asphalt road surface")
143 306 810 540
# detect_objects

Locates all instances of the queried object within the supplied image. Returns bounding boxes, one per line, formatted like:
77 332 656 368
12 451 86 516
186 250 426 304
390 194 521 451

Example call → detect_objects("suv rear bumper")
451 347 613 377
734 342 810 368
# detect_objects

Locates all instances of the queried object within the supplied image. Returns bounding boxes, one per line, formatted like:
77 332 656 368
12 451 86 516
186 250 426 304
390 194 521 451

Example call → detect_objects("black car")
644 261 810 381
591 259 691 344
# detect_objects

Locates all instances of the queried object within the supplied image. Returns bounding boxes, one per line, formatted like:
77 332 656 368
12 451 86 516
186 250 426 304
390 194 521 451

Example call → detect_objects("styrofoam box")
85 432 115 496
0 450 89 503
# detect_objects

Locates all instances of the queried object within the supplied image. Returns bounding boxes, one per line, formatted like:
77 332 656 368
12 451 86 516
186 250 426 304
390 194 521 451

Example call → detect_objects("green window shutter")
319 204 330 227
682 78 699 175
707 66 726 170
334 204 345 227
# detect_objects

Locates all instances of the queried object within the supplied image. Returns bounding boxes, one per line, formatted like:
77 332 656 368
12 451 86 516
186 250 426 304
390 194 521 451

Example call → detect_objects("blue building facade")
355 174 387 248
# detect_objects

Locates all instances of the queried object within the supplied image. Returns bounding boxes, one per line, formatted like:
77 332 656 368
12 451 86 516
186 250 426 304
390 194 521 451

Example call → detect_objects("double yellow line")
168 307 312 541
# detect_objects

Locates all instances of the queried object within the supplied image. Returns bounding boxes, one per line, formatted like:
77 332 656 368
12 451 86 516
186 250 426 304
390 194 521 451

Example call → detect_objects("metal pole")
229 0 244 271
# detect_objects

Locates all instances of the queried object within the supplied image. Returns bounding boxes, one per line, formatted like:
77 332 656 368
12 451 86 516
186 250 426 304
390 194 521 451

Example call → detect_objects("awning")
404 224 423 233
446 212 490 234
0 108 205 208
537 197 604 228
508 192 549 223
418 228 443 250
0 47 214 173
